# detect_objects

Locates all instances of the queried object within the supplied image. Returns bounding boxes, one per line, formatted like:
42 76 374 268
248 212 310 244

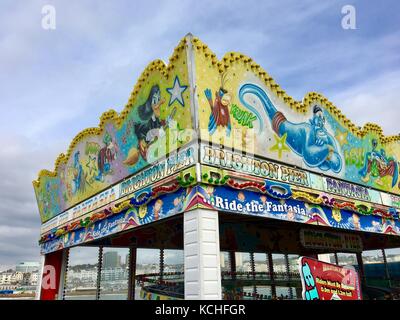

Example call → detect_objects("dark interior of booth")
79 211 400 300
85 211 400 252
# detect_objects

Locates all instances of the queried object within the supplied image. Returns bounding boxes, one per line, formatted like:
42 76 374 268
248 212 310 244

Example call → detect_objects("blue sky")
0 0 399 269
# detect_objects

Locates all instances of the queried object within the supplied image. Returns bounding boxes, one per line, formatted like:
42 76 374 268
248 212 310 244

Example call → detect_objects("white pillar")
184 208 221 300
35 254 45 300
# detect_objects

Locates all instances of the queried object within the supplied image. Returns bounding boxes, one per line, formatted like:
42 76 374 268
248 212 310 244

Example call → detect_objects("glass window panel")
362 249 387 287
99 248 129 300
254 253 268 273
164 249 183 273
272 254 286 276
384 248 400 282
235 252 251 273
337 252 357 266
136 249 160 275
220 251 230 273
135 249 160 300
162 249 184 299
64 247 99 300
362 249 384 264
287 254 300 273
318 253 337 264
256 285 272 300
275 286 290 300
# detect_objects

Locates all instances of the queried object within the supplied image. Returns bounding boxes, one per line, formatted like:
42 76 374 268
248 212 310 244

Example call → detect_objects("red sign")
298 256 362 300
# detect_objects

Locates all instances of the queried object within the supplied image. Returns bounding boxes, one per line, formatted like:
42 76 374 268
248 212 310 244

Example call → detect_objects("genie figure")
238 83 342 173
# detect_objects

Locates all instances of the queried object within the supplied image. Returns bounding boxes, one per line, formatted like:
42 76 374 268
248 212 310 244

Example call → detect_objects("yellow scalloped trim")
190 36 400 144
33 37 188 188
33 35 400 190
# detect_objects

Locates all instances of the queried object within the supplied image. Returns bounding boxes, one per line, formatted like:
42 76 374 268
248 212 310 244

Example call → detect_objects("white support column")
35 254 45 300
184 208 221 300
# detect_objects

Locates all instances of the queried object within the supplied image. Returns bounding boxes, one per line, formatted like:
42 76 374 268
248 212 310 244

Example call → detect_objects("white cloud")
330 70 400 136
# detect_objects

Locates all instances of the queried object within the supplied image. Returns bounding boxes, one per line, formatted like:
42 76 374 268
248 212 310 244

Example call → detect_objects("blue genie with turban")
239 83 342 173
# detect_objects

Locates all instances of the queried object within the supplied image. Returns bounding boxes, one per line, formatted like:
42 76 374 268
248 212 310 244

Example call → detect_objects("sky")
0 0 399 270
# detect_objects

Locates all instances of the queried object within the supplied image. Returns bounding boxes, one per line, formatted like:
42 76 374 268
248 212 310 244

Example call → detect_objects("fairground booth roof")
33 34 400 255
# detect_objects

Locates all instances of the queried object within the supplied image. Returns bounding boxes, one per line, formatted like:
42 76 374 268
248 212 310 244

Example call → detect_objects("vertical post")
184 208 222 300
250 252 257 298
250 252 256 277
160 248 165 282
268 252 276 298
382 249 391 288
229 251 236 280
356 252 366 286
334 253 339 265
128 246 137 300
35 255 45 300
58 249 69 300
285 254 293 300
96 246 103 300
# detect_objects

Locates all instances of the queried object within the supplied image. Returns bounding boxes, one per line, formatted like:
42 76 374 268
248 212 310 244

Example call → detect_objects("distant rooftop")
17 262 39 266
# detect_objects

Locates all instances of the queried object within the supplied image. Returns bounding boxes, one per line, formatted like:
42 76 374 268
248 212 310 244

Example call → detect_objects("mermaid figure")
72 151 86 194
239 83 342 173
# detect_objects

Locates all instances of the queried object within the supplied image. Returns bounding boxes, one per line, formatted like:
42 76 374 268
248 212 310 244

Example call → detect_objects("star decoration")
269 133 290 159
85 155 97 175
335 129 348 147
166 76 187 107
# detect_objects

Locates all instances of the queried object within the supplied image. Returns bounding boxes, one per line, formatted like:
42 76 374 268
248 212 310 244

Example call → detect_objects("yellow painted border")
191 36 400 143
33 36 400 190
32 37 189 189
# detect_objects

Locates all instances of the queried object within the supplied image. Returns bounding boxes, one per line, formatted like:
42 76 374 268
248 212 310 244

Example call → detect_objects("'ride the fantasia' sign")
201 145 310 187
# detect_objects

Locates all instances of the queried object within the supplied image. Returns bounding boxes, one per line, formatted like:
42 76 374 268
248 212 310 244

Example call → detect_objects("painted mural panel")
34 43 195 223
193 38 400 196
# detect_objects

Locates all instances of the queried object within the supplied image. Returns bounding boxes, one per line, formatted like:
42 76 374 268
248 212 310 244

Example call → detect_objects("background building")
15 262 39 273
103 252 120 269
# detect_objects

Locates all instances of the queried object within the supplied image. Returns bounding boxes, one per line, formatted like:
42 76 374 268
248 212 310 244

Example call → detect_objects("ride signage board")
381 193 400 210
300 229 363 252
201 144 310 187
298 256 362 300
323 177 371 201
40 146 196 235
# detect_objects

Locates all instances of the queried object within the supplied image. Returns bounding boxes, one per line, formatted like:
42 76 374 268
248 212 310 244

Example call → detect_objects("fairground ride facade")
33 34 400 300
